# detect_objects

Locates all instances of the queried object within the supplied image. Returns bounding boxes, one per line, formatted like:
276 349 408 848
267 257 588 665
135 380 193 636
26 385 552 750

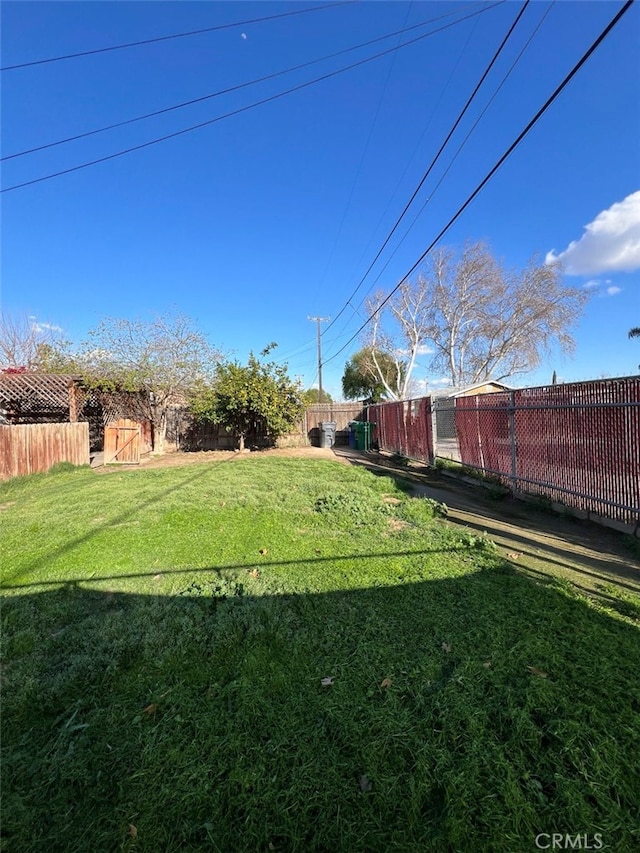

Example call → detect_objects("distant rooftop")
430 380 511 399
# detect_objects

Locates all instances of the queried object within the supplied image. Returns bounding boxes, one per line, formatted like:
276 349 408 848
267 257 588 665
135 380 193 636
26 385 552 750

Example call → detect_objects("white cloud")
397 344 434 356
582 280 622 297
546 190 640 275
31 321 63 334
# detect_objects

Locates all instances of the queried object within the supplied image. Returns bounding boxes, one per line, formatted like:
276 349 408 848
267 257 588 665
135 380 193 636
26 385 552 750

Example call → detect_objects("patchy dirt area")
94 445 344 472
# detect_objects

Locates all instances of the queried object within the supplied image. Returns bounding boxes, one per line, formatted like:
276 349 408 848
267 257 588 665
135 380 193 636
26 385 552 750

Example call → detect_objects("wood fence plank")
0 422 89 479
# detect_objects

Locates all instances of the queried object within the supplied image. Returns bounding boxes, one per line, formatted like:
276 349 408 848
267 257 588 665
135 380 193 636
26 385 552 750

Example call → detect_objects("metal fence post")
430 398 437 463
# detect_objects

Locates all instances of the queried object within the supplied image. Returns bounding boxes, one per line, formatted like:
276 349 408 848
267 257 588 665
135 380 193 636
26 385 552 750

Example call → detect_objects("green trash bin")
354 421 374 451
366 421 376 451
353 421 364 451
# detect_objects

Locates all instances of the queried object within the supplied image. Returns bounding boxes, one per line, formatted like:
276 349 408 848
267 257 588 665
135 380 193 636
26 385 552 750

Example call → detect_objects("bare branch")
0 312 67 371
77 311 222 452
364 242 588 389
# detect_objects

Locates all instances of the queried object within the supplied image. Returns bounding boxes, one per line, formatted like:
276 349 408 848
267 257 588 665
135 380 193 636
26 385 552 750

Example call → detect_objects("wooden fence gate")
104 418 141 464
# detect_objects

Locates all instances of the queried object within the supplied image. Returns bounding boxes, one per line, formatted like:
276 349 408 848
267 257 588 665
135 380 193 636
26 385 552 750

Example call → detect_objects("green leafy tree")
302 388 333 406
191 345 304 451
342 348 404 402
77 312 221 453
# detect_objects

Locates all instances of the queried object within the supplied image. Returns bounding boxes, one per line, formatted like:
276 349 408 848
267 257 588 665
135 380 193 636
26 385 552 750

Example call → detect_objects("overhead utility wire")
0 2 351 71
323 10 483 350
1 3 504 193
311 1 415 299
339 4 482 303
322 0 530 338
274 322 367 366
322 0 634 368
2 3 487 162
348 1 556 321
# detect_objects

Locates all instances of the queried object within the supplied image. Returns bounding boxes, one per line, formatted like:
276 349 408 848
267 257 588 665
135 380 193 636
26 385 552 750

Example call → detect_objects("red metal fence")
363 377 639 528
367 398 434 462
0 422 90 479
455 378 640 526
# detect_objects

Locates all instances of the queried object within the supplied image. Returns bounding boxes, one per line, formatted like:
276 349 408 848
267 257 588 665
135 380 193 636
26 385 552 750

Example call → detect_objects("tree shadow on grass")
2 566 640 853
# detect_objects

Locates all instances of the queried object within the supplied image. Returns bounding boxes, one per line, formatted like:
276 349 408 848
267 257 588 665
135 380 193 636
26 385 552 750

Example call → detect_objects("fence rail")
0 422 90 479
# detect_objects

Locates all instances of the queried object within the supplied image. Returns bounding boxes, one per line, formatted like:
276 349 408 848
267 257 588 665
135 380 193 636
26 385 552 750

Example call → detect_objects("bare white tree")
365 242 588 392
366 287 430 400
0 312 68 371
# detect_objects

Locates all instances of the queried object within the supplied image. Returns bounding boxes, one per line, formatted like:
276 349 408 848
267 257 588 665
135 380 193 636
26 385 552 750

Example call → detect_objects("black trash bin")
320 421 337 449
348 421 357 449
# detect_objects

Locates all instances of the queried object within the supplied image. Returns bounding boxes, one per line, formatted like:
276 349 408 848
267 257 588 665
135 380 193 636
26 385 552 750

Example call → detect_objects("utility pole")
307 316 330 402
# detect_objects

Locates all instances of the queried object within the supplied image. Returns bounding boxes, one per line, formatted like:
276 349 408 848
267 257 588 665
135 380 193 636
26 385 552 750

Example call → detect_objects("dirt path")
333 447 640 604
94 446 342 472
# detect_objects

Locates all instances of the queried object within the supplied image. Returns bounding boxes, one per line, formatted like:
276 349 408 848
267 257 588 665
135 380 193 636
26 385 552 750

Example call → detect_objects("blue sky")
2 0 639 399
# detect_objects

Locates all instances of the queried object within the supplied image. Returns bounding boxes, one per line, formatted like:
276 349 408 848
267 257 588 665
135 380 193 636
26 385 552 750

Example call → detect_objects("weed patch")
599 583 640 621
314 490 390 528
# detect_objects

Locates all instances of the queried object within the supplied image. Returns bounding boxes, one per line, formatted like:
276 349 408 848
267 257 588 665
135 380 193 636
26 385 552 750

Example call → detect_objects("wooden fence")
300 403 365 446
0 422 90 480
169 403 366 450
104 419 142 464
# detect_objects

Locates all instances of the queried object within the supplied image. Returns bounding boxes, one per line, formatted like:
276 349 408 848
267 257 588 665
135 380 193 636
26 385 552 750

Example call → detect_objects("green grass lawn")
1 457 639 852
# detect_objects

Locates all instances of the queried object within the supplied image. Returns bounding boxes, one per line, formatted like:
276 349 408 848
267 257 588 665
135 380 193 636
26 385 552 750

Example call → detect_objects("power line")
322 0 634 368
337 4 483 304
322 6 486 354
2 3 488 163
1 3 504 193
310 0 415 296
0 2 352 72
273 336 321 365
347 1 556 322
322 0 530 338
274 324 367 367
